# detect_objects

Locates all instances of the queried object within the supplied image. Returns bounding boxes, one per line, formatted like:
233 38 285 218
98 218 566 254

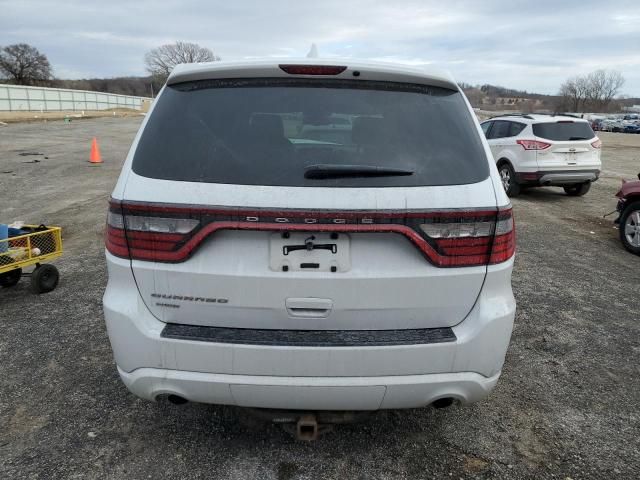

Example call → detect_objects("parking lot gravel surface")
1 118 639 479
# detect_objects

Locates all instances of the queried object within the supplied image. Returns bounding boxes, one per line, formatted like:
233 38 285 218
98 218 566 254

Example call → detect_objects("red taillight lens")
105 201 515 267
517 139 551 150
105 200 199 261
279 64 347 75
420 209 515 266
105 204 129 258
591 138 602 149
489 211 516 264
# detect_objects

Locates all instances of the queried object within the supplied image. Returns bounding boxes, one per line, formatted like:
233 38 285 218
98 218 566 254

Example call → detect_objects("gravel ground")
0 118 639 479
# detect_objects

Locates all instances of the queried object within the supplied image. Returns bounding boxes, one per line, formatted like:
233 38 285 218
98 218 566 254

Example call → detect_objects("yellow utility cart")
0 225 63 293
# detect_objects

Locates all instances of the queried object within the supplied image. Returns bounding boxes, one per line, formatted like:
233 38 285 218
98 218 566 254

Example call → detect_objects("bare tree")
558 75 589 112
144 41 220 83
559 70 625 112
0 43 52 85
587 69 624 109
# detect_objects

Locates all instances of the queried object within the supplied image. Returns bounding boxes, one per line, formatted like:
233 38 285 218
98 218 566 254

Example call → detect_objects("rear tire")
0 268 22 288
498 163 520 197
563 182 591 196
31 264 59 294
619 201 640 255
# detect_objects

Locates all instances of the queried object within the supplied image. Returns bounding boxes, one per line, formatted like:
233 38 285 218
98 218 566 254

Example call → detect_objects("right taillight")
517 139 551 150
591 138 602 149
419 208 515 266
488 210 516 264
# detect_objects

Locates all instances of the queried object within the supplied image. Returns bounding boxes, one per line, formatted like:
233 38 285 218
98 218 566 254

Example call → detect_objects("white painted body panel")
121 173 497 328
131 231 487 329
490 143 538 172
534 139 601 170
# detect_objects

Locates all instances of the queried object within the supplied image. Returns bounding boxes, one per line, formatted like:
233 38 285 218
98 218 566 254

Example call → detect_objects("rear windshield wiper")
304 164 414 180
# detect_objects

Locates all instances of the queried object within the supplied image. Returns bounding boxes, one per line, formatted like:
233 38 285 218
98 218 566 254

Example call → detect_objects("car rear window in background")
533 121 595 141
133 79 488 187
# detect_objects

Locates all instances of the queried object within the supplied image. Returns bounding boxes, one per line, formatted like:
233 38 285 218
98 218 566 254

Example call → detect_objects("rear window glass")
509 122 526 136
488 121 511 139
532 121 595 141
133 79 488 187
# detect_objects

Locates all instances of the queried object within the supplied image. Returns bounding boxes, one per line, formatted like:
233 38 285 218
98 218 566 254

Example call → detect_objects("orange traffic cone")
89 137 102 165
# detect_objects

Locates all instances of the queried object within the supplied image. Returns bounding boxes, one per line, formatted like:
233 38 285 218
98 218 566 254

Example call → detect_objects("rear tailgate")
533 120 600 169
114 175 499 330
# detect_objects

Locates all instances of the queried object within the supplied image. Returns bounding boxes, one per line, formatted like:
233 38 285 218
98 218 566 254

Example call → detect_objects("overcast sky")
1 0 639 96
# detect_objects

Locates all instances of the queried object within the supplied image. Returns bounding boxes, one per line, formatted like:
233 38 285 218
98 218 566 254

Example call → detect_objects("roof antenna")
306 43 319 58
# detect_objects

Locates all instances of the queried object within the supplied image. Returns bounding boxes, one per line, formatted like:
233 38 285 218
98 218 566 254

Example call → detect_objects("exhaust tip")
432 397 455 409
167 394 189 405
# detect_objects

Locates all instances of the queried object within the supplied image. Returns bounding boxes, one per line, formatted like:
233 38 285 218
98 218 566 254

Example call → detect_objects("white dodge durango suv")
481 114 602 197
103 59 516 416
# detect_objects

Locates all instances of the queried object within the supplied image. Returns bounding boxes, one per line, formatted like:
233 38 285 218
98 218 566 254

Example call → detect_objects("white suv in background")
481 114 602 197
103 59 516 423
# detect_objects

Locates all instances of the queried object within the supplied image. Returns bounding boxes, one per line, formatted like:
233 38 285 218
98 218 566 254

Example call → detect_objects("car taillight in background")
517 139 551 150
106 200 515 267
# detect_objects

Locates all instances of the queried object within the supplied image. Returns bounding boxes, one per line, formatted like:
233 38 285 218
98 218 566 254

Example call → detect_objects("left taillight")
105 200 199 261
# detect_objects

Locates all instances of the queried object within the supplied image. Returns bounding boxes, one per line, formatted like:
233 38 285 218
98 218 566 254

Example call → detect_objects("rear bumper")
118 366 500 410
516 169 600 186
103 253 515 410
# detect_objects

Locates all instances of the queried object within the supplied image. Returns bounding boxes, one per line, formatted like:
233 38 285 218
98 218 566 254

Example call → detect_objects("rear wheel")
498 163 520 197
31 264 59 294
0 268 22 288
563 182 591 196
620 201 640 255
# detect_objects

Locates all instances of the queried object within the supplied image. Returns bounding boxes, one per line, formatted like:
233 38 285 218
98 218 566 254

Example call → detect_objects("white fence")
0 84 151 112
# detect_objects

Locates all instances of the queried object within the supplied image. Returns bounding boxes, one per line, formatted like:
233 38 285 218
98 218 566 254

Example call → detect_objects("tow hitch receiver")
243 409 375 440
296 414 319 441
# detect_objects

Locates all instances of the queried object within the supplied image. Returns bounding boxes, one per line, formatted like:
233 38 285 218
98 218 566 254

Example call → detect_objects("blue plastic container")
0 224 8 253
